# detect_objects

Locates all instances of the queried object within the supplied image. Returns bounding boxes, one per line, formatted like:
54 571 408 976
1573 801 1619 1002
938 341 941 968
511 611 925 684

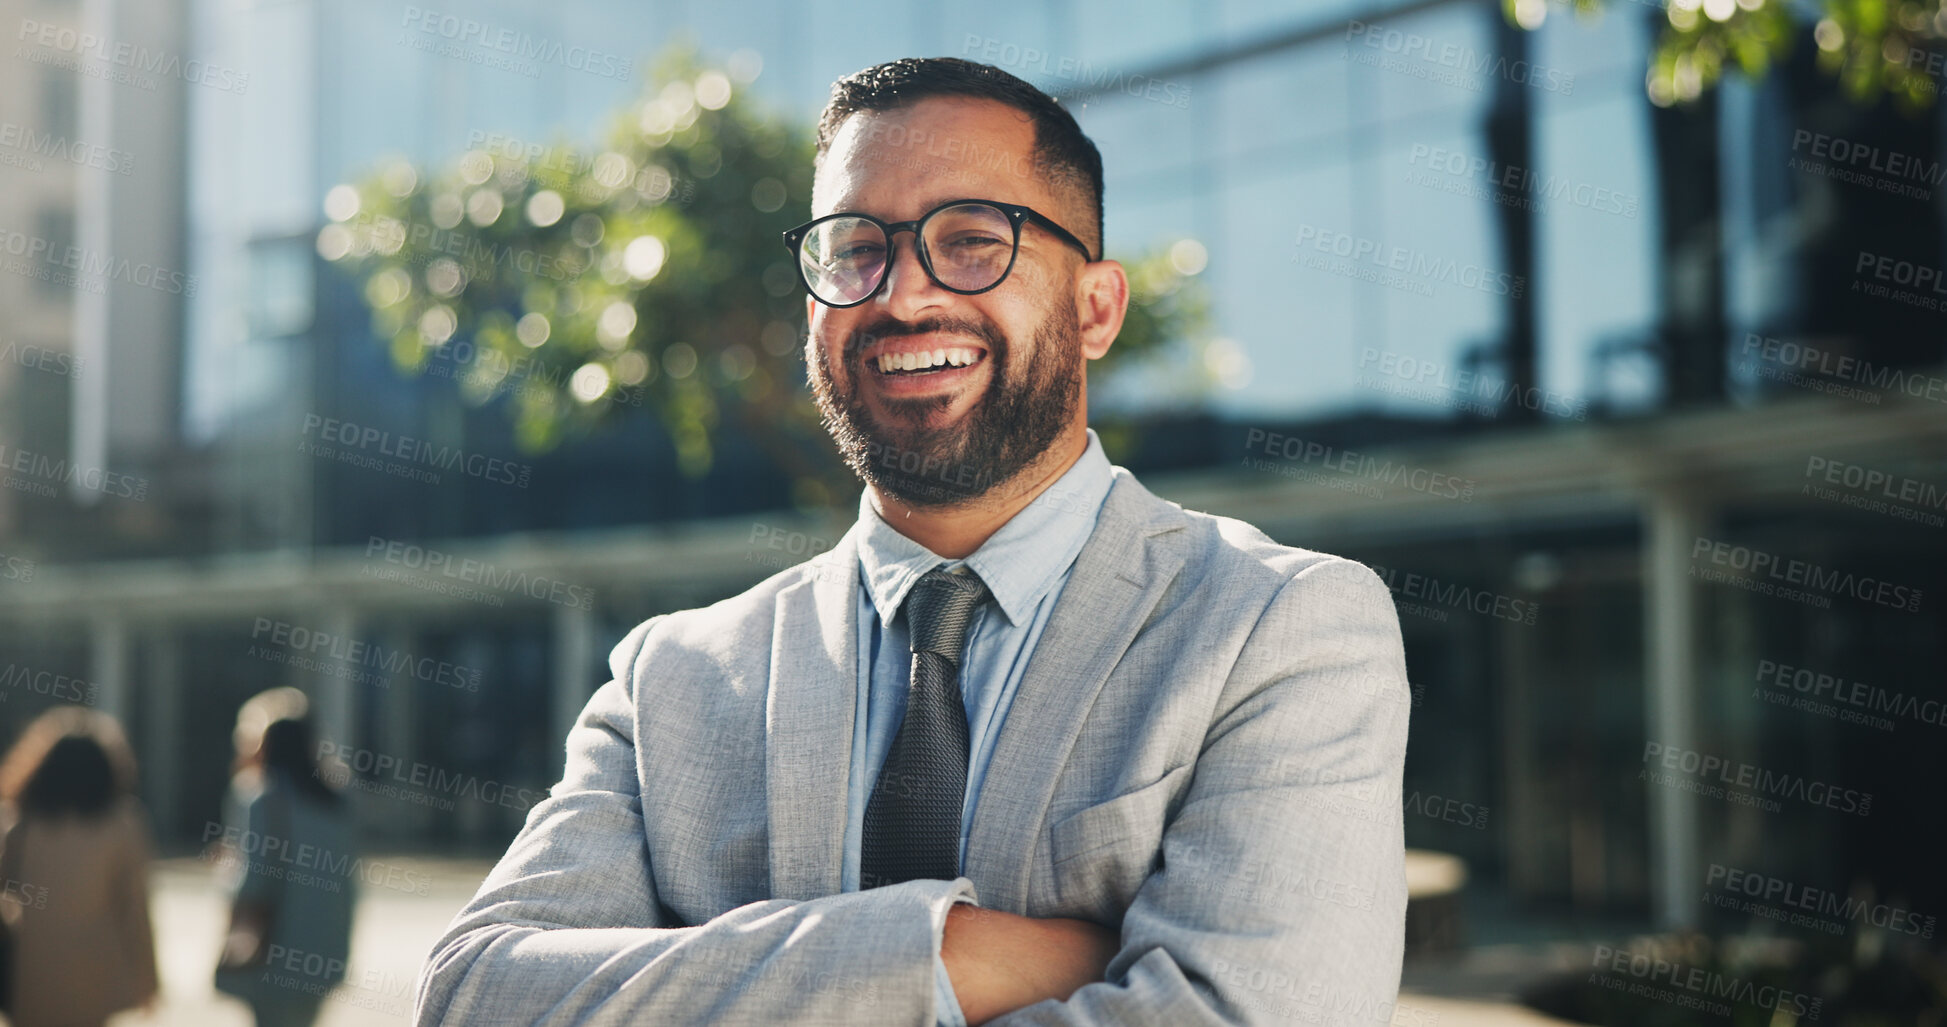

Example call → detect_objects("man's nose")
877 230 945 318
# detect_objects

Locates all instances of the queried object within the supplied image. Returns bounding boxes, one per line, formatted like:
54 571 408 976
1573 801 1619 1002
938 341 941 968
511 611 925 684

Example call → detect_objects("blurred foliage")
321 45 1213 506
1509 0 1947 111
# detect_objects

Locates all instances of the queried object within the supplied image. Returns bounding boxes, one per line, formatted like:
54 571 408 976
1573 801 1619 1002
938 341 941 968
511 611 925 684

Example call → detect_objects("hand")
217 926 264 970
217 902 274 970
941 904 1119 1025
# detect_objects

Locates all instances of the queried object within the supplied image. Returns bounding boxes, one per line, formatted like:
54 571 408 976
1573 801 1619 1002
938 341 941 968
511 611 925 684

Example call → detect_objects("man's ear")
1076 260 1129 362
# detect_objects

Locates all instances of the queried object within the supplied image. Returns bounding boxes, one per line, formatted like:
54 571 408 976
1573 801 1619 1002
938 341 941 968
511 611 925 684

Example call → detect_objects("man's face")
805 96 1088 508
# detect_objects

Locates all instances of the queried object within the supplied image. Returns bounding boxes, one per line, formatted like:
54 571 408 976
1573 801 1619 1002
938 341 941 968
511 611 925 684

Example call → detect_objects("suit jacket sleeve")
414 615 977 1026
994 557 1412 1027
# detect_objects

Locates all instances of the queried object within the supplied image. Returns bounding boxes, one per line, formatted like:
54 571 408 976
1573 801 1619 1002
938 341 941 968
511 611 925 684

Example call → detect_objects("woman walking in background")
213 687 357 1027
0 706 160 1027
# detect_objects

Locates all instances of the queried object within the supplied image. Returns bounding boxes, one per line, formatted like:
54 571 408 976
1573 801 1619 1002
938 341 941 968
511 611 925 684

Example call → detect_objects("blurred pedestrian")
212 687 356 1027
0 706 159 1027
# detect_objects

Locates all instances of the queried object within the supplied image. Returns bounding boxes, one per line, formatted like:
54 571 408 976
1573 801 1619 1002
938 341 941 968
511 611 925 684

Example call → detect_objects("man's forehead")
813 96 1047 217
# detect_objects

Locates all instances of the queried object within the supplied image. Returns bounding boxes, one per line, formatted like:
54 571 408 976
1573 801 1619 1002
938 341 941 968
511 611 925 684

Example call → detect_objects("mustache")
841 316 1004 360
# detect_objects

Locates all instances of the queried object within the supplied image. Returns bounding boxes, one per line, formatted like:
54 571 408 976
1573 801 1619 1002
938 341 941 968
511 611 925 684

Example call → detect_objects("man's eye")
832 242 886 262
940 234 1005 250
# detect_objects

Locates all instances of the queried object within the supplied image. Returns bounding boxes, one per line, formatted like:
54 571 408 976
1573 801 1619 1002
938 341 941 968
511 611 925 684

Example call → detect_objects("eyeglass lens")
797 203 1015 305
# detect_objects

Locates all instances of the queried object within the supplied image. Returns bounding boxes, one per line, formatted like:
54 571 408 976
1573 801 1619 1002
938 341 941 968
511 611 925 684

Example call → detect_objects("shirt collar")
856 427 1115 630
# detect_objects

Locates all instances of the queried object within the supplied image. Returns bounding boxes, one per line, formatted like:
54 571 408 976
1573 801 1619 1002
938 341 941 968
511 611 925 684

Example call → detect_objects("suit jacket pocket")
1049 763 1194 921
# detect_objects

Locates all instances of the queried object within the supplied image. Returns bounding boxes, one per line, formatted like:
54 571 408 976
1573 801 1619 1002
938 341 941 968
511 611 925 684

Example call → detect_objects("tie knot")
904 567 991 661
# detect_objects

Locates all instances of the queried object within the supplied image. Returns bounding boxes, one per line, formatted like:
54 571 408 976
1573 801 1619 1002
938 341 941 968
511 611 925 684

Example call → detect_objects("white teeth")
875 348 983 373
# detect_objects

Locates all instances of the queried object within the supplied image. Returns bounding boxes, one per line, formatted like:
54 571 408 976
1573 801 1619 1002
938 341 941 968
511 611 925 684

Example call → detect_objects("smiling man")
417 58 1411 1026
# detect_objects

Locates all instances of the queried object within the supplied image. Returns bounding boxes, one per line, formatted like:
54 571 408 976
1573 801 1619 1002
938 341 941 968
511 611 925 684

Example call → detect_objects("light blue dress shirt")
839 428 1115 1027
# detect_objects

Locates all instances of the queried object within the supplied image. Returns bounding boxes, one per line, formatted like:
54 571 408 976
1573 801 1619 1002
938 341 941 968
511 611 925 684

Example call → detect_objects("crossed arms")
414 558 1411 1026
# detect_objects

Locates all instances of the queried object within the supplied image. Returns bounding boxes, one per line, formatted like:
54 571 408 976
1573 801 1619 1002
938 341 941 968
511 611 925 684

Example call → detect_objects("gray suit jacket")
416 466 1412 1025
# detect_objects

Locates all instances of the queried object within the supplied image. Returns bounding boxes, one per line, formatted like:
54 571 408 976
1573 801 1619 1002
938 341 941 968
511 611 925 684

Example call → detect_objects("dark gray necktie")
861 566 992 888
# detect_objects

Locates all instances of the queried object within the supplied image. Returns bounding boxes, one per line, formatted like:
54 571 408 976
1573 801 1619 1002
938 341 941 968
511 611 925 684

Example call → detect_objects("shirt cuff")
932 896 973 1027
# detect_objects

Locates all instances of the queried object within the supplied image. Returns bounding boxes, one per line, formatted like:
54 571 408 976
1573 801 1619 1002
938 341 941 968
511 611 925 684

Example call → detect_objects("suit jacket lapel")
765 529 862 900
963 470 1188 911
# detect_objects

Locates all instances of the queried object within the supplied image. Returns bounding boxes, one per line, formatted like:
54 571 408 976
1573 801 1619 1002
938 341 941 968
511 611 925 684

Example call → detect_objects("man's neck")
868 427 1090 560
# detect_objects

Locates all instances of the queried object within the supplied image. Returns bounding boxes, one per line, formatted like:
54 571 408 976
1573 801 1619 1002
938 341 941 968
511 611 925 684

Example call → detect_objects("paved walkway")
105 856 491 1027
94 857 1578 1026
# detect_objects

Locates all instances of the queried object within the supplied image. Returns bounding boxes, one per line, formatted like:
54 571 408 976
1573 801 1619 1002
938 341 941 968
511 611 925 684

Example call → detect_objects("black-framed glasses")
781 198 1095 308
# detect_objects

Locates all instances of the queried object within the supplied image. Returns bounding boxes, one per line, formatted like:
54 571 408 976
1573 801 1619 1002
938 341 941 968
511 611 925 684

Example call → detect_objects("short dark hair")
814 57 1104 260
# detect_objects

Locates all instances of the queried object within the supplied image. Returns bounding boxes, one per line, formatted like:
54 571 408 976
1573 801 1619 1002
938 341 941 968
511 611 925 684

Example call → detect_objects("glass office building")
2 0 1942 950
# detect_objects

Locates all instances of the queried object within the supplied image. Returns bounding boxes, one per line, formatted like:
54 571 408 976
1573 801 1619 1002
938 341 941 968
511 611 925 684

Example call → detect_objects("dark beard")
810 294 1081 509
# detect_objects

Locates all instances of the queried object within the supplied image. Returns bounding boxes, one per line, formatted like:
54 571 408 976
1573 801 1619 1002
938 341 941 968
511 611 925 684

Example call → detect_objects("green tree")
1512 0 1947 110
321 47 1213 510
